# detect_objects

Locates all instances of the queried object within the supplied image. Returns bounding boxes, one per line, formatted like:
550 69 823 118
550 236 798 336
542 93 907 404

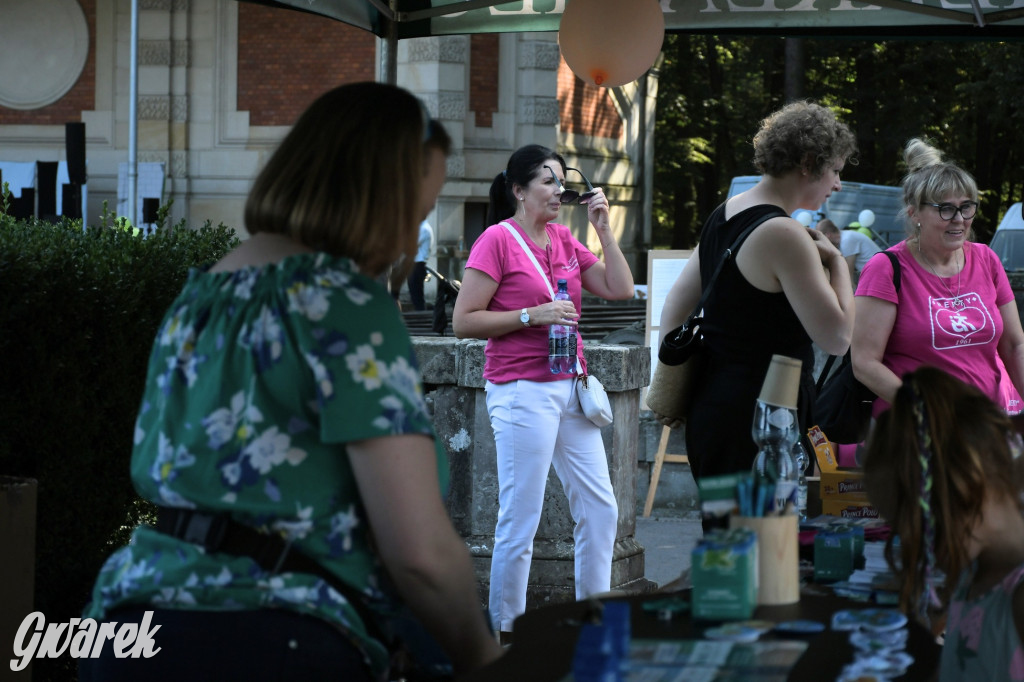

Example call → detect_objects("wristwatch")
520 308 531 327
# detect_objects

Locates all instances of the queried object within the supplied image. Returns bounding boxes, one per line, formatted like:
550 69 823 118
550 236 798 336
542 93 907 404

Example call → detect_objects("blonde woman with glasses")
852 138 1024 418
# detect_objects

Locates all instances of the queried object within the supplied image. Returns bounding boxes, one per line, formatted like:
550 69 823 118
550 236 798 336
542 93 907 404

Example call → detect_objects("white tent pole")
128 0 139 224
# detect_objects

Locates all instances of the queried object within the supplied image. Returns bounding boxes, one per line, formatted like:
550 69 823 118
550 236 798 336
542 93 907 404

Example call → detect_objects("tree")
654 36 1024 247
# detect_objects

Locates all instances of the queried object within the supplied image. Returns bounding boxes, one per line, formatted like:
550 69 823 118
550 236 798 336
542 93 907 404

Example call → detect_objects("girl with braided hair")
863 366 1024 680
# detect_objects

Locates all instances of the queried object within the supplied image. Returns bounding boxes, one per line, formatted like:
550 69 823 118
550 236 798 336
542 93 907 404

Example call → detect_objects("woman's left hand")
583 187 611 233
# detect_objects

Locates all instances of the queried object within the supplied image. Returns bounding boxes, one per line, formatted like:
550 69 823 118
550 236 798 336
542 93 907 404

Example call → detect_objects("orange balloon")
558 0 665 88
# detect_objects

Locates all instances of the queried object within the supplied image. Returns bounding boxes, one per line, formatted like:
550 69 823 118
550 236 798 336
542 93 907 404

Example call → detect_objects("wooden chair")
642 425 689 517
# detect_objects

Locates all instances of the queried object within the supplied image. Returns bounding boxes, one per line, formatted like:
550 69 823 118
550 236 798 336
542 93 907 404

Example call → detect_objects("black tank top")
697 203 813 368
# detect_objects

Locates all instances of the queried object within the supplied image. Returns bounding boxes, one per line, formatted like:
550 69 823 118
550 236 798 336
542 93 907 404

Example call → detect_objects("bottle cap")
758 355 802 409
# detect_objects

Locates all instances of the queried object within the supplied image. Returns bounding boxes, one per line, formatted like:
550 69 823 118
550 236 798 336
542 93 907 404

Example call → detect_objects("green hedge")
0 203 237 681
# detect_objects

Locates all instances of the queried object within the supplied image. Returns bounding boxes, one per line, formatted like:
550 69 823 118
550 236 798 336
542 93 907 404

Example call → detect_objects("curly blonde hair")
752 101 857 179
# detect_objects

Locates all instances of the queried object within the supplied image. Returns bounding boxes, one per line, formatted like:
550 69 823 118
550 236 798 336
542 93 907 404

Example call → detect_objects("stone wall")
411 338 655 607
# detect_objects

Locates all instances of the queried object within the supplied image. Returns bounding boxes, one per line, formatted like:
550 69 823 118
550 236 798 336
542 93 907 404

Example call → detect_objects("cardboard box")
822 498 879 519
691 527 758 620
820 470 869 500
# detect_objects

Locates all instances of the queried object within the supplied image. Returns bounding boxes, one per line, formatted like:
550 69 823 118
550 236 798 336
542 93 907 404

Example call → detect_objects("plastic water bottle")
549 279 576 374
750 398 799 514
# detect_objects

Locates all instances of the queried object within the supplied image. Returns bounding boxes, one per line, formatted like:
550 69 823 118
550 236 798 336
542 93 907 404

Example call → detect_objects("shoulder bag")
813 250 901 444
646 207 786 427
500 222 613 427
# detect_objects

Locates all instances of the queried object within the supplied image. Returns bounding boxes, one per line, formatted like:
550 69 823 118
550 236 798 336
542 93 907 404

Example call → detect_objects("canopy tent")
242 0 1024 39
125 0 1023 220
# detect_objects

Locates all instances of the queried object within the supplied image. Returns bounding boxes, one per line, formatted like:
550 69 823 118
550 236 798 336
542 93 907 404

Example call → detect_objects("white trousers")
485 378 618 632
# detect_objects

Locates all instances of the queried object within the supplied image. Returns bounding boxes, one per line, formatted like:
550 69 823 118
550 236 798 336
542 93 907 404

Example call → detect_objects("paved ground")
634 509 703 590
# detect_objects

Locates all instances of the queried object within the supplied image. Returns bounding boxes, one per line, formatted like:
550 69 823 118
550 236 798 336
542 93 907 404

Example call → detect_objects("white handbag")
577 370 613 427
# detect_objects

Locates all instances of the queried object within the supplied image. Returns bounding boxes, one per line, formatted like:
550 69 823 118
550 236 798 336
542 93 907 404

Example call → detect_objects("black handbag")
813 250 901 444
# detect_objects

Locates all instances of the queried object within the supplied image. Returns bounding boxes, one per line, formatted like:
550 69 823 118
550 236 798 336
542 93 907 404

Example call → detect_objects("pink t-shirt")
465 220 599 383
856 240 1015 413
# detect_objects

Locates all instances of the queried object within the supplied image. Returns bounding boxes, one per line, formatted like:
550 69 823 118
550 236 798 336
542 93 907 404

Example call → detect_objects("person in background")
852 138 1024 417
78 82 502 682
451 144 634 643
392 220 435 311
848 219 876 240
659 101 856 479
817 217 881 287
407 220 434 311
863 367 1024 681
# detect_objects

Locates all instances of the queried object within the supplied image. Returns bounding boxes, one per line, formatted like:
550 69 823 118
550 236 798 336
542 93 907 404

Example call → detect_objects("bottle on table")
750 355 802 515
549 278 576 375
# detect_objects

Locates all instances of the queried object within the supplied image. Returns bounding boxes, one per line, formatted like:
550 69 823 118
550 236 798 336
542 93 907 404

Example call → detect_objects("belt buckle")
181 511 229 551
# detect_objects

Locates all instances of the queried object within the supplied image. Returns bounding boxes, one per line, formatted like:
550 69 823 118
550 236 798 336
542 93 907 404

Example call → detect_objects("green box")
814 527 856 582
691 527 757 620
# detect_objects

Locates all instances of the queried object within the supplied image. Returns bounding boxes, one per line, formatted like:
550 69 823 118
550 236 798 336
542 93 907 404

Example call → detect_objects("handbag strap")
502 220 587 371
816 249 901 391
670 206 787 339
500 221 555 300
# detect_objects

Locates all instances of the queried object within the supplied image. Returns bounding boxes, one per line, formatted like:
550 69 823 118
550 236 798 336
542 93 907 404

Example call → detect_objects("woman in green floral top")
79 82 502 682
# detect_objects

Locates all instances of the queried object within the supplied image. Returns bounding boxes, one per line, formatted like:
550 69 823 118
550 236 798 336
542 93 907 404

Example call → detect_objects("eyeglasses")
546 166 597 204
921 201 978 221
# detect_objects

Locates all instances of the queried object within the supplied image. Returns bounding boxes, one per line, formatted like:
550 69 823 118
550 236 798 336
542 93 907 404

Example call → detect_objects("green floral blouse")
83 252 448 676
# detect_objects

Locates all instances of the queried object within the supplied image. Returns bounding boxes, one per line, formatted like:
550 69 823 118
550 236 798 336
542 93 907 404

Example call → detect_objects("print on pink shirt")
930 291 996 350
561 255 580 273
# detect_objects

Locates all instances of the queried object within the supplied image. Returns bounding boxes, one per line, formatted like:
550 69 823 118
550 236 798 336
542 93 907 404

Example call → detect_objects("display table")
461 586 940 681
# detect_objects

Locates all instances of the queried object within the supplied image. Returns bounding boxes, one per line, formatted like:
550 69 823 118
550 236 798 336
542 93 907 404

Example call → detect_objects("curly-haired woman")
659 101 857 478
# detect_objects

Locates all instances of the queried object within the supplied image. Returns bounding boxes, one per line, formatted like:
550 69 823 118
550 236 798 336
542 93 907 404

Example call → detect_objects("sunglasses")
546 166 597 204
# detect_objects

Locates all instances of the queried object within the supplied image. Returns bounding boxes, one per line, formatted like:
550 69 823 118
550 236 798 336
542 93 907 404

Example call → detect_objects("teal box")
691 528 757 620
814 526 856 582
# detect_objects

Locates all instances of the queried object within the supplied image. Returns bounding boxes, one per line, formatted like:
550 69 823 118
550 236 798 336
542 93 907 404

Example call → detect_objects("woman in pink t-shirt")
853 138 1024 416
451 145 634 641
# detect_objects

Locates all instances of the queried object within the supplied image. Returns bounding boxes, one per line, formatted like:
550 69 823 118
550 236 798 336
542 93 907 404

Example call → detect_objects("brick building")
0 0 655 280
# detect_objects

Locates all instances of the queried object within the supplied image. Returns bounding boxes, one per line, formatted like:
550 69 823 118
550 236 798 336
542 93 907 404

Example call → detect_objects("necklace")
917 241 965 310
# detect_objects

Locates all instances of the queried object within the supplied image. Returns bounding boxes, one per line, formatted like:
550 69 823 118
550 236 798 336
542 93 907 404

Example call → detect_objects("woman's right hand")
535 300 579 327
806 226 844 266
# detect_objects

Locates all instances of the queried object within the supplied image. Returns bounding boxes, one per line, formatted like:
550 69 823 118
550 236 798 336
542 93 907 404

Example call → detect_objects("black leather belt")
154 507 388 644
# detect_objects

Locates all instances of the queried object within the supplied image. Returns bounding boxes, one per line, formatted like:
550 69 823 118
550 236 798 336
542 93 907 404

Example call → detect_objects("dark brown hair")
864 367 1022 614
243 82 450 277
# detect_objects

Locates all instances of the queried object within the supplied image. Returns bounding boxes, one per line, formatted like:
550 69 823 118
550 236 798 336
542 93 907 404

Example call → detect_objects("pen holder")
730 514 800 605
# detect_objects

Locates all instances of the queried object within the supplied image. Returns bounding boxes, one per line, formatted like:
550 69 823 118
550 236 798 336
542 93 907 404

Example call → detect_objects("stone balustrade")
411 337 655 607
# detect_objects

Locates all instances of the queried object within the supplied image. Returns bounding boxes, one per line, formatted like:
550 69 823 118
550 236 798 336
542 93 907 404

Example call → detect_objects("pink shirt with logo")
856 240 1015 414
466 220 599 383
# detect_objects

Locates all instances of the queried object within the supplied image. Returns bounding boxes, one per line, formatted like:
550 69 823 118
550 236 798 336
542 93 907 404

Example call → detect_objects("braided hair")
863 367 1022 621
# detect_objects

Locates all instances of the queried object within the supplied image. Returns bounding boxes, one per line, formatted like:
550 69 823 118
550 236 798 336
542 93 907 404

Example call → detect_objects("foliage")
654 36 1024 248
0 201 236 681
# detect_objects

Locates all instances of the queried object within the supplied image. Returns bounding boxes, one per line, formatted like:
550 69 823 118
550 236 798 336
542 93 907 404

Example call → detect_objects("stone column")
399 36 468 299
513 34 559 150
133 0 191 228
412 338 654 608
